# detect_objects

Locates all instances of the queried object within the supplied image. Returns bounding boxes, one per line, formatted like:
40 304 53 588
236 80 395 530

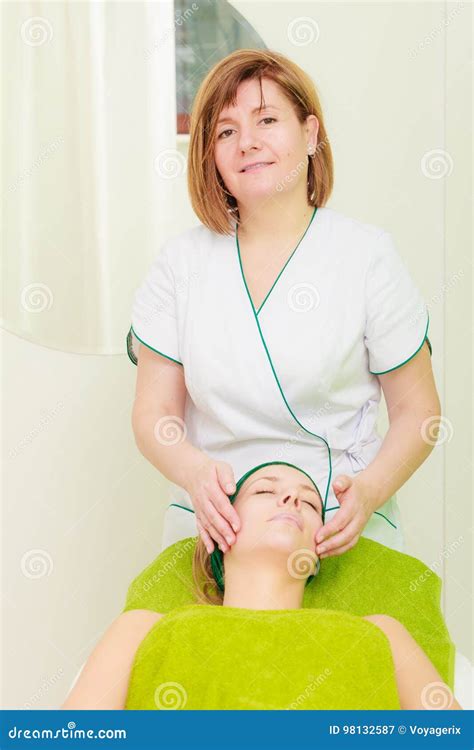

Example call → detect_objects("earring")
307 143 316 157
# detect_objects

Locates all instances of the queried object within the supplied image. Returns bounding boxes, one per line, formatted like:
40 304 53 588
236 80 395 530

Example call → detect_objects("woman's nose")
280 492 300 507
238 130 262 152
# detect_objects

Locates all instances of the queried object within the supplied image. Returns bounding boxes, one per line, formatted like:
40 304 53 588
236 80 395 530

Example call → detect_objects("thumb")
216 463 236 495
333 475 352 493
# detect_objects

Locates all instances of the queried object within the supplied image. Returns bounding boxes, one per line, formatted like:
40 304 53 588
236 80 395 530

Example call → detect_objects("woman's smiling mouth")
240 162 275 173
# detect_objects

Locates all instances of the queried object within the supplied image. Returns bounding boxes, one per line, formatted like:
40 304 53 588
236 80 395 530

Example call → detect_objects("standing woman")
127 49 440 560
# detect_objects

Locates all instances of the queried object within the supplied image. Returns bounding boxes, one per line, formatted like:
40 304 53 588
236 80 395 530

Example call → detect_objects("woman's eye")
303 500 319 512
217 118 276 140
256 489 275 495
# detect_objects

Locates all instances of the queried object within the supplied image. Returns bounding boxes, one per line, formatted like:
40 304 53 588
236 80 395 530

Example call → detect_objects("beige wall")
2 1 471 708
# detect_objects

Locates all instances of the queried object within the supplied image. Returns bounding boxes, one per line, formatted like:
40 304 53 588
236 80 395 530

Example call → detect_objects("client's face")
228 465 324 573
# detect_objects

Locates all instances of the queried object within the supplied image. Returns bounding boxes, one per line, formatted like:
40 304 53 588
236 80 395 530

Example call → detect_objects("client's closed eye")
303 500 320 513
256 489 320 514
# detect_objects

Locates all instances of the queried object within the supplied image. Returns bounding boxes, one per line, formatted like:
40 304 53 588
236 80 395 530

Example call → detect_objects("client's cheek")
312 525 323 548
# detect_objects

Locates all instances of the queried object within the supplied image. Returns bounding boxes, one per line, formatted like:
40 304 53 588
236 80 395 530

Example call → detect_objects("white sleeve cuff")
364 231 432 375
127 243 182 366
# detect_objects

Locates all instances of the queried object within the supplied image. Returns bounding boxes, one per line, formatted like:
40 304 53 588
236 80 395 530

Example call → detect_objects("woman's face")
213 77 318 206
229 464 324 574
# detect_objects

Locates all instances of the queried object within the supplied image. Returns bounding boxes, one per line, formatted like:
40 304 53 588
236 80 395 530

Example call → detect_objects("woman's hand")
184 457 240 554
315 474 377 558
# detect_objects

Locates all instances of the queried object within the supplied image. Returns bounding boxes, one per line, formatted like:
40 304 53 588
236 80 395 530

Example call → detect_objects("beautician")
127 49 441 560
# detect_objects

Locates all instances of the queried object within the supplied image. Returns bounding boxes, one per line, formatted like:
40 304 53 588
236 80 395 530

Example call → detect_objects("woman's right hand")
184 458 240 554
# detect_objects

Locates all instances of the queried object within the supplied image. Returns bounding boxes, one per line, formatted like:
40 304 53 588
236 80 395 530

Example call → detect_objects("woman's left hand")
315 474 377 558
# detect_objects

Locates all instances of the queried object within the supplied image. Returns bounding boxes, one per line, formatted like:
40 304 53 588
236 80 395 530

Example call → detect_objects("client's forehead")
243 465 315 493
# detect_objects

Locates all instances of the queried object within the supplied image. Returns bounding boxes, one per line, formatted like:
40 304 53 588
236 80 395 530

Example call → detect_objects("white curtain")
2 0 177 354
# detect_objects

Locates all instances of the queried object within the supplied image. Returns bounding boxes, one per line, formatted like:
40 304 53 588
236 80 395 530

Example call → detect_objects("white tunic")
127 206 432 553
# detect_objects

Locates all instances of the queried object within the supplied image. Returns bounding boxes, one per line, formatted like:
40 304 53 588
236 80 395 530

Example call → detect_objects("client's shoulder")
362 613 411 642
119 609 164 631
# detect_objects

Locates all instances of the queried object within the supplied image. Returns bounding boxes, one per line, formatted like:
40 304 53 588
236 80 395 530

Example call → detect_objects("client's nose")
279 490 300 507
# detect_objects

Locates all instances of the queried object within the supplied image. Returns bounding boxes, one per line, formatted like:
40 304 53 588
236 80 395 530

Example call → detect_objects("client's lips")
268 512 303 531
240 161 274 173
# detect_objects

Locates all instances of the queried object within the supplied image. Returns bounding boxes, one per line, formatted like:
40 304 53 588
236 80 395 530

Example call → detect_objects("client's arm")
363 614 462 710
61 609 163 710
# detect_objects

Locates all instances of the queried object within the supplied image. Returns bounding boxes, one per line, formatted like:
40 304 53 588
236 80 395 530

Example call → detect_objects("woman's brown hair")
192 537 223 606
187 48 334 236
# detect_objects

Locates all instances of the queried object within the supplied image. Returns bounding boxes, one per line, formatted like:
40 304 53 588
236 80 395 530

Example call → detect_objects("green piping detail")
168 503 195 514
323 506 394 529
127 325 183 367
373 511 397 530
370 311 431 375
236 207 336 515
237 206 318 317
126 327 138 366
236 208 396 534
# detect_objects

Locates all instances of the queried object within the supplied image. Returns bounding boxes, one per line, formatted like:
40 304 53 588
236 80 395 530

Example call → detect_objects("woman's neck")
221 560 306 611
237 194 315 248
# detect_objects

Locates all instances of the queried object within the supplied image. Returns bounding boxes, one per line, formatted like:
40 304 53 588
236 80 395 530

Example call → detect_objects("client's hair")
192 538 223 606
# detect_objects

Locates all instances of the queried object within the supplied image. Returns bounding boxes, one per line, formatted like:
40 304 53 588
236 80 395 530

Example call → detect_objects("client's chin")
232 522 314 562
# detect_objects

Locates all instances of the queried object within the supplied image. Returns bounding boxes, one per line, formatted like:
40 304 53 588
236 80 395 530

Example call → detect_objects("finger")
318 524 360 555
316 508 351 543
196 483 235 544
215 463 236 496
201 511 230 552
200 529 214 554
214 476 240 532
212 494 240 539
333 475 352 493
205 521 229 553
197 505 228 551
196 518 215 554
206 497 237 545
320 535 359 559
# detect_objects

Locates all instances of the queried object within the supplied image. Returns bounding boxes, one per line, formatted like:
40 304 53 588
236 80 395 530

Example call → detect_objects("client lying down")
61 461 462 710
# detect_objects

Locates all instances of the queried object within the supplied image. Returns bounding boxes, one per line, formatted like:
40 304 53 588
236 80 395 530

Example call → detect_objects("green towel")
123 536 455 708
125 604 401 710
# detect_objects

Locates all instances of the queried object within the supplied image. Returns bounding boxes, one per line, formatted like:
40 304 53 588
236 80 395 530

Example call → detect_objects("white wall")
2 1 471 708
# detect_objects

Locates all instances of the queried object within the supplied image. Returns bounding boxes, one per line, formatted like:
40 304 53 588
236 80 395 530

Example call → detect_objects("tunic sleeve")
364 230 432 375
126 242 182 367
